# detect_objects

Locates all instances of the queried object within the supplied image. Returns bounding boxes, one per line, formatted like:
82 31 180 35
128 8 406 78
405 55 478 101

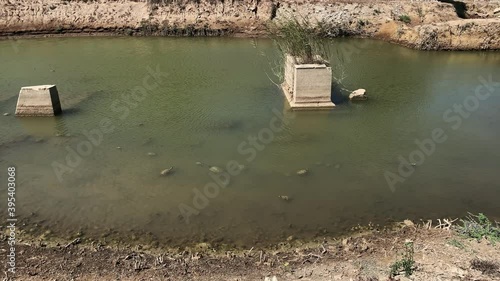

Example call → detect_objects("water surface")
0 37 499 246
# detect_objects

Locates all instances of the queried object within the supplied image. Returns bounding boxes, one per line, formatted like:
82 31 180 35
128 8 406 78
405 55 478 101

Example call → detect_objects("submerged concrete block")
15 85 62 116
282 55 334 109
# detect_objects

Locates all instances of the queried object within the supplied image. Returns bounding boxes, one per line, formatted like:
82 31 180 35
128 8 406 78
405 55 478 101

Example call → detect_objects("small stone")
209 166 222 173
411 162 417 166
403 220 415 227
494 8 500 14
160 167 174 176
286 235 294 241
147 152 156 156
3 113 10 116
296 169 308 176
116 146 122 150
195 162 203 166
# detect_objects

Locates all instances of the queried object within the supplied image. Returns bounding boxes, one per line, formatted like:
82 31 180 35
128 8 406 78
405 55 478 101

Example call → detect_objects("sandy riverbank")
1 0 499 50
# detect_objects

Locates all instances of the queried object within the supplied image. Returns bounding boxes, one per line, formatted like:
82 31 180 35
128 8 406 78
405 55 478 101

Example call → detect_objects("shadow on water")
62 107 82 116
331 84 349 105
59 90 105 112
207 119 245 132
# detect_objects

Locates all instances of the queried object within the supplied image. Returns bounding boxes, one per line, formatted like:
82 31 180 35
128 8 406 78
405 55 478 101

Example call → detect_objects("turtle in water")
160 167 174 176
278 195 291 201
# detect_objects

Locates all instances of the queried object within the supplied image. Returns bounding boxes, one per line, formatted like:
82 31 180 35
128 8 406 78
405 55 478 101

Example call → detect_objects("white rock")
147 152 156 156
349 88 367 100
3 113 10 116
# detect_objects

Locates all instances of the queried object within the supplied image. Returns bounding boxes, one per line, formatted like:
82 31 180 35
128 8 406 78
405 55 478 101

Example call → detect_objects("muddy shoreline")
3 221 500 280
1 0 499 50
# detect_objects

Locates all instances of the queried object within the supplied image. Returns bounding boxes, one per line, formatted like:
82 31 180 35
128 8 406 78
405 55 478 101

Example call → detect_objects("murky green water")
0 37 499 247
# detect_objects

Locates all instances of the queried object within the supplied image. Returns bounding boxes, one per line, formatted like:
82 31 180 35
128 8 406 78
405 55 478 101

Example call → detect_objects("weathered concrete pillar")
282 55 335 109
15 85 62 116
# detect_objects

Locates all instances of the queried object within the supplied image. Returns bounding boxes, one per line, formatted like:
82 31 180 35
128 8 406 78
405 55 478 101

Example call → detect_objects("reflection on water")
0 37 499 247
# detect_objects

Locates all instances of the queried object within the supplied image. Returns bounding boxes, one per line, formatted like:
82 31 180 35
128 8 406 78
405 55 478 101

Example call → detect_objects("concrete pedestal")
281 55 335 109
15 85 62 116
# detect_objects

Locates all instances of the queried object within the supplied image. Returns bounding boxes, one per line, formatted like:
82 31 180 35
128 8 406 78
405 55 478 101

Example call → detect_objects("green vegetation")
266 17 332 65
390 241 415 277
456 213 500 244
398 15 411 24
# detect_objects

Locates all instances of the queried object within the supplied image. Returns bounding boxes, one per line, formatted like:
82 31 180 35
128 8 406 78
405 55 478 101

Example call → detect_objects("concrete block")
282 55 334 109
15 85 62 116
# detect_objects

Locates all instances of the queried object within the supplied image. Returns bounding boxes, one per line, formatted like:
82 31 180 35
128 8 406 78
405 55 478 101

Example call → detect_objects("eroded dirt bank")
2 223 500 280
1 0 499 50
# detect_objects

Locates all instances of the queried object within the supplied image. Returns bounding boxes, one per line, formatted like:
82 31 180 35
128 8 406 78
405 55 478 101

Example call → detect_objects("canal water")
0 37 499 247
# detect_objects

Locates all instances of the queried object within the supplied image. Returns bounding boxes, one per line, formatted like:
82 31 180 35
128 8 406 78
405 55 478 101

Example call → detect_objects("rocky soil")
2 222 500 280
0 0 499 50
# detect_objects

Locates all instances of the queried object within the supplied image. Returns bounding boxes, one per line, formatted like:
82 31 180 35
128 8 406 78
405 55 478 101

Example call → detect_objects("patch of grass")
398 15 411 24
390 241 415 277
447 238 465 249
266 17 332 64
456 213 500 244
471 259 499 275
